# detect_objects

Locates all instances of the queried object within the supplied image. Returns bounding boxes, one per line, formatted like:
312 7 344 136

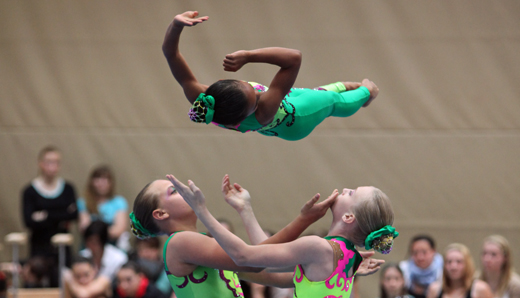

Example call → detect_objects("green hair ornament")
129 212 157 240
364 225 399 254
188 93 215 124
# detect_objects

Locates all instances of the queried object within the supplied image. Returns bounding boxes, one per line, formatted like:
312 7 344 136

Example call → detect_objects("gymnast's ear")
152 209 169 221
342 213 355 224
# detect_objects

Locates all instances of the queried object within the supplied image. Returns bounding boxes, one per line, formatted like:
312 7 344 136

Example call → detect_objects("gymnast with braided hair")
168 174 398 298
163 11 379 141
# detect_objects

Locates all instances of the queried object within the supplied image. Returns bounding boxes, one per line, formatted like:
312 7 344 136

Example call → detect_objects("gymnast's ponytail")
130 182 161 239
352 188 398 254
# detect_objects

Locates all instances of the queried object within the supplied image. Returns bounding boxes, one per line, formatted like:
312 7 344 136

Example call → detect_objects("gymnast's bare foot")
361 78 378 107
341 81 362 91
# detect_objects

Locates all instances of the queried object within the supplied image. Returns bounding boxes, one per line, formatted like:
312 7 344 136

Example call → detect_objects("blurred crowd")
0 145 518 298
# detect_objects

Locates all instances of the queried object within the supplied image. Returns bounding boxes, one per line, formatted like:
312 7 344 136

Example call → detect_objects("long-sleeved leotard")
215 82 371 141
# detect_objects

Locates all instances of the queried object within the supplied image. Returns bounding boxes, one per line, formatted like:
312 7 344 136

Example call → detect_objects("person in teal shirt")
78 165 130 251
163 11 379 141
168 175 398 298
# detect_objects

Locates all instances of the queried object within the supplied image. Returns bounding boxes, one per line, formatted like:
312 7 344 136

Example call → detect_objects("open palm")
222 174 251 212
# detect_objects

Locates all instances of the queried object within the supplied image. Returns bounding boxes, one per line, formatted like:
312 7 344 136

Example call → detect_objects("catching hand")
356 250 385 276
173 11 209 28
221 174 251 212
166 175 206 211
299 189 338 223
223 50 249 72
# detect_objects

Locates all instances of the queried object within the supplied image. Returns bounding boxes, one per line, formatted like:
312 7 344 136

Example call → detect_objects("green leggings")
258 84 371 141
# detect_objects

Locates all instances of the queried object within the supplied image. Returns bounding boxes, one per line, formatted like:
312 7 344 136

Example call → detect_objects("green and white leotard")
293 236 363 298
163 232 244 298
216 82 371 141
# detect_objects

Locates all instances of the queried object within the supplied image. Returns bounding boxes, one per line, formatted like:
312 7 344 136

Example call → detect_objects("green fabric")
293 236 362 298
364 225 399 250
129 212 156 239
193 93 215 124
218 82 370 141
162 232 244 298
319 82 347 93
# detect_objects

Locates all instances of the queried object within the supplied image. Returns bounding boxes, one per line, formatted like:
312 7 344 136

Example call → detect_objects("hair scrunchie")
365 225 399 254
129 212 157 240
188 93 215 124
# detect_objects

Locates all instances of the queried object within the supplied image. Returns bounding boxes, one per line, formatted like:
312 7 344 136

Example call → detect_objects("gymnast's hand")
221 174 251 212
299 189 339 223
173 11 209 28
166 175 207 212
356 250 385 276
223 50 249 72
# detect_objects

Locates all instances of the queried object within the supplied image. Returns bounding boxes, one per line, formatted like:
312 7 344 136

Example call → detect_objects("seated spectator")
478 235 520 298
379 263 414 298
426 243 493 298
79 220 128 282
0 271 6 298
21 256 51 288
400 235 443 298
131 238 171 296
78 165 130 252
64 256 111 298
114 262 167 298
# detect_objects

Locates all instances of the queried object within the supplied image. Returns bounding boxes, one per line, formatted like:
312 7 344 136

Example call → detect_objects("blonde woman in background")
479 235 520 298
427 243 493 298
78 165 130 251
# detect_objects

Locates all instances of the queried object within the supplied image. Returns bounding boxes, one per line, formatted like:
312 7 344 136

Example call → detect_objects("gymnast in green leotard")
129 174 341 298
163 11 379 141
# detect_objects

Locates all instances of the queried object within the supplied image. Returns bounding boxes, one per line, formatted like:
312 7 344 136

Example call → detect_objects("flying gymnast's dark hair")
206 80 251 125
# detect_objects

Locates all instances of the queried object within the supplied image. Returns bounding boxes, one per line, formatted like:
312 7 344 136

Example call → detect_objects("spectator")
114 262 167 298
131 238 171 296
0 271 6 298
379 263 414 298
21 145 78 286
79 220 128 282
64 256 111 298
21 256 51 288
426 243 493 298
78 165 130 252
478 235 520 298
400 235 443 298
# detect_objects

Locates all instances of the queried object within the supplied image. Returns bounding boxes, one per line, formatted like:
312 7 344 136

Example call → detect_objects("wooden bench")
8 288 60 298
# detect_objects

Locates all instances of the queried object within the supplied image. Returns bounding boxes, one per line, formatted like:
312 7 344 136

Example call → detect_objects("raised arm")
167 175 330 270
221 174 267 244
261 190 338 245
162 11 209 103
223 47 302 125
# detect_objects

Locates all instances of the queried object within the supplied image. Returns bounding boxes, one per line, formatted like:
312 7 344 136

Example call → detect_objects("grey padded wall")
1 1 519 297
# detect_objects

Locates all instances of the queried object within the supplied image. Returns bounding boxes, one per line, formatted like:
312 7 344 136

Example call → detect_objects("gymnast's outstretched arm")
162 11 209 104
224 174 338 245
168 175 335 270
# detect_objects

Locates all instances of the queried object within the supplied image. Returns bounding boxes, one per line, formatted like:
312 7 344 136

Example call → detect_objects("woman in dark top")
21 145 78 285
